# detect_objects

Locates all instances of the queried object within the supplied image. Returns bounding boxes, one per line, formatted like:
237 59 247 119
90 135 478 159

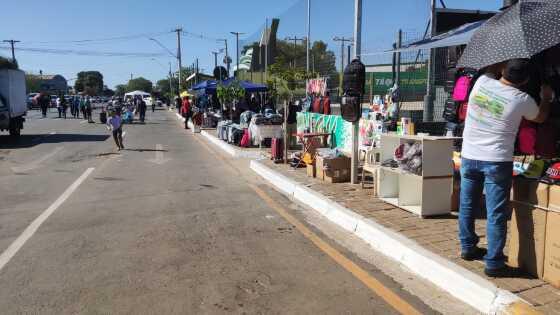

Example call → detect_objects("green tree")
126 77 152 93
25 74 42 93
114 84 127 96
176 67 195 92
75 71 104 96
156 77 178 99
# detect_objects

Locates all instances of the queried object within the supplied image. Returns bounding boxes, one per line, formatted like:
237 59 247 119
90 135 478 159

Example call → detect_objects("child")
107 109 124 150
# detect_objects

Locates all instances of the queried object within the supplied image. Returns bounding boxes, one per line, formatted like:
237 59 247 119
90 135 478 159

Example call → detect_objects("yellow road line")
250 183 423 315
192 128 423 314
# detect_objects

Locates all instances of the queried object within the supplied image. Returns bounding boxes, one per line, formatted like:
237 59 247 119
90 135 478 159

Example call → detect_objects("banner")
306 78 328 96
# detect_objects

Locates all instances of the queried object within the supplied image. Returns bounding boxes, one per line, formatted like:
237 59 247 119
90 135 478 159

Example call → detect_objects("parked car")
27 93 39 109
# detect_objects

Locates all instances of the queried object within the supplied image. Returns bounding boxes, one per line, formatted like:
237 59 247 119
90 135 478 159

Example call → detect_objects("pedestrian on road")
139 98 147 123
106 108 124 150
459 59 554 277
73 96 80 118
151 96 156 112
175 96 181 114
56 95 63 118
61 94 68 119
181 96 191 129
85 97 94 123
38 93 50 118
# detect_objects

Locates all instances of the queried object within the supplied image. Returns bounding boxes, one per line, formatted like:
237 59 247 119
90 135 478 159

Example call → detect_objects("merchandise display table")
376 133 459 217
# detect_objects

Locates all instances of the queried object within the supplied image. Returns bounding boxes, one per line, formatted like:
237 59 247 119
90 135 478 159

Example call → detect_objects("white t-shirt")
461 74 539 162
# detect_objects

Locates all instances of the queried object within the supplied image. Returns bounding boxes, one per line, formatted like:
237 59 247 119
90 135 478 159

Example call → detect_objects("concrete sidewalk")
250 159 560 314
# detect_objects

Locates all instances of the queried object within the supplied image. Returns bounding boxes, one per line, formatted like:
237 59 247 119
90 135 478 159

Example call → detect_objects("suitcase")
271 138 283 162
99 112 107 124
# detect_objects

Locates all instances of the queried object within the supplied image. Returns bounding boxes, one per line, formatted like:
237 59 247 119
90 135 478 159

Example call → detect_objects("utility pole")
333 36 353 96
130 73 133 81
347 44 351 66
195 58 199 84
2 39 20 63
230 32 244 78
285 36 305 68
174 27 183 94
351 0 362 185
424 0 436 122
306 0 311 74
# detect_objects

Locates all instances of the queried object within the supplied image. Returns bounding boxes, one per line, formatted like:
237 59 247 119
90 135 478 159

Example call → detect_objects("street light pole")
230 32 244 78
306 0 311 73
351 0 362 185
211 51 219 69
333 36 353 96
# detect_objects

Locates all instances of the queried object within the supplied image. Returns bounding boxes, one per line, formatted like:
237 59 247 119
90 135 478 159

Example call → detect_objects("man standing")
459 59 553 277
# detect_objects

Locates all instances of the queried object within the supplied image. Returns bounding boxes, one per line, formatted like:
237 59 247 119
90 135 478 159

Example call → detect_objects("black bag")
343 59 366 96
442 99 459 123
341 96 361 123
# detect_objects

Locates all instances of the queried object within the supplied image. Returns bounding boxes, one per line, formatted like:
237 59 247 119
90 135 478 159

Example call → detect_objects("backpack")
343 59 366 96
442 99 459 123
452 76 473 102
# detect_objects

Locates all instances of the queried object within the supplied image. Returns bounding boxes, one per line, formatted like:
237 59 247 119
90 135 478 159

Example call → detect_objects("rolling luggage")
271 138 283 162
99 111 107 124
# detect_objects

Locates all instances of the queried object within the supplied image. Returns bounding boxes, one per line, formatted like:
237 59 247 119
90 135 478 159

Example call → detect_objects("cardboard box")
508 204 547 278
306 163 316 178
512 177 549 208
544 211 560 288
316 156 351 183
548 185 560 211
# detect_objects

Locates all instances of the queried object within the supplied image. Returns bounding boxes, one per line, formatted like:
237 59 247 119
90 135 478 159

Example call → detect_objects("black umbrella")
458 0 560 69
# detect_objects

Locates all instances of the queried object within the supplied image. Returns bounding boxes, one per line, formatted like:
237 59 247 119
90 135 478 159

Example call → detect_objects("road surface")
0 108 450 314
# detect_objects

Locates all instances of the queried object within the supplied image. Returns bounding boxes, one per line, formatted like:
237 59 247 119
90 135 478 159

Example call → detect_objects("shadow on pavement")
0 133 110 149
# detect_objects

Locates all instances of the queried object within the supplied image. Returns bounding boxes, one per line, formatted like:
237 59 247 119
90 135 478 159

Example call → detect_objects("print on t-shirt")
469 85 506 126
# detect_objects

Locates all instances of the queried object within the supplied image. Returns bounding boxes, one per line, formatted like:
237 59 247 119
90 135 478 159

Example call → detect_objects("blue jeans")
459 158 513 270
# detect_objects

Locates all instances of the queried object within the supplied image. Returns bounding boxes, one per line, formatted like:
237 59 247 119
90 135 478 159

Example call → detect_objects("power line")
2 39 20 62
181 30 220 42
0 46 166 58
23 31 173 45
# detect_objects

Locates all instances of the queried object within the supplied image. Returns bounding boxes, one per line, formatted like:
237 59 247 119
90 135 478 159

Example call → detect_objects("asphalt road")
0 108 441 314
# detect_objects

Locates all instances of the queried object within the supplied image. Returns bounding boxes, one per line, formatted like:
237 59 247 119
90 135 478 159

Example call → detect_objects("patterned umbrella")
458 0 560 69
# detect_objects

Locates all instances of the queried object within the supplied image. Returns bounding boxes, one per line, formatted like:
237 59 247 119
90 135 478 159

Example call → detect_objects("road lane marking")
191 130 422 315
11 146 64 173
0 167 95 272
79 120 88 124
250 184 422 315
149 144 170 165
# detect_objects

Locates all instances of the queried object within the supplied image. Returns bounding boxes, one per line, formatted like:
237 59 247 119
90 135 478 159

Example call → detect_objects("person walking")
106 108 124 150
38 93 49 118
151 96 156 112
85 97 93 123
459 59 554 277
56 95 63 118
61 94 68 119
139 98 147 123
181 96 191 129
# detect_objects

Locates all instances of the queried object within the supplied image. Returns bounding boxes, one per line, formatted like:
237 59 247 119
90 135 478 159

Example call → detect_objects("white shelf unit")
376 134 457 217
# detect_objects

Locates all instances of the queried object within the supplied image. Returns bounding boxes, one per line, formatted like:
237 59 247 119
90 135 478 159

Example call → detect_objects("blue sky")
0 0 501 89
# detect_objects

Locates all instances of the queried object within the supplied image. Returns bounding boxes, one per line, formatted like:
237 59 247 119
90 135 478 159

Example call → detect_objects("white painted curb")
249 159 524 315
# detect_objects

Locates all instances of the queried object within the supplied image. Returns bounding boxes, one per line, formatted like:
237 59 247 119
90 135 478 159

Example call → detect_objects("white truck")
0 69 27 136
